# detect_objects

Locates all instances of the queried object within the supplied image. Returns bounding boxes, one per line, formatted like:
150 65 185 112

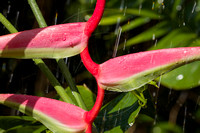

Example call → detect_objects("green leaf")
0 116 35 130
66 85 96 110
152 122 182 133
6 125 45 133
121 17 150 32
119 21 170 49
94 92 141 132
159 61 200 90
100 14 130 25
149 28 197 50
103 9 162 19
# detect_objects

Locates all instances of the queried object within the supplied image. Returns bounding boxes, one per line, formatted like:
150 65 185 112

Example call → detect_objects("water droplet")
152 34 156 40
62 37 66 41
176 5 182 11
129 122 134 126
176 74 184 80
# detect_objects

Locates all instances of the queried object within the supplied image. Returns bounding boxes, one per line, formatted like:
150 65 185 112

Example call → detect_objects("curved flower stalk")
0 86 104 133
0 0 105 59
81 47 200 92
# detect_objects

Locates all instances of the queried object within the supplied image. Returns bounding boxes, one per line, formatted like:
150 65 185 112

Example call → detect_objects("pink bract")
0 23 88 58
0 0 105 59
0 94 87 133
81 47 200 92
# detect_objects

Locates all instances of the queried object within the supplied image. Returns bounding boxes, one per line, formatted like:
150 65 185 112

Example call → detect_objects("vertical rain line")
183 105 187 133
113 27 122 57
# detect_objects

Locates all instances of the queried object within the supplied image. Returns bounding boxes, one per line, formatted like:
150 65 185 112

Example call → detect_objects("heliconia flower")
0 0 105 59
81 47 200 92
0 84 104 133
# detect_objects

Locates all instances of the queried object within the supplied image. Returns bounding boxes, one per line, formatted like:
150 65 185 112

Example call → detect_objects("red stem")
84 0 106 36
80 46 99 76
85 84 104 124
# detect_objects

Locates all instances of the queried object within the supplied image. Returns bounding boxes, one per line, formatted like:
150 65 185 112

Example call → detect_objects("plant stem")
0 13 18 33
85 0 105 36
56 59 87 110
132 90 147 107
33 59 74 104
86 84 104 122
28 0 86 107
80 46 99 76
28 0 47 28
27 0 75 104
0 12 74 104
85 84 104 133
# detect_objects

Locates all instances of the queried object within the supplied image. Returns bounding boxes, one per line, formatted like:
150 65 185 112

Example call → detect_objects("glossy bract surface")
0 94 88 133
0 22 88 58
96 47 200 92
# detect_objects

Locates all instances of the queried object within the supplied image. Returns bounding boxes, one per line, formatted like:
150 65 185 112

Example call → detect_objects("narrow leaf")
99 15 130 25
149 28 197 50
119 21 170 49
121 17 150 33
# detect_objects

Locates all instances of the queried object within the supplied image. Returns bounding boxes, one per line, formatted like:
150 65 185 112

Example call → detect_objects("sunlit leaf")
159 61 200 90
66 85 96 110
121 17 150 32
103 9 163 19
119 21 170 49
149 28 197 50
152 122 182 133
99 15 130 25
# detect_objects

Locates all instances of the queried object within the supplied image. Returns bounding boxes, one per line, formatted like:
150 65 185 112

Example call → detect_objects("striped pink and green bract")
82 47 200 92
0 23 88 58
0 94 88 133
